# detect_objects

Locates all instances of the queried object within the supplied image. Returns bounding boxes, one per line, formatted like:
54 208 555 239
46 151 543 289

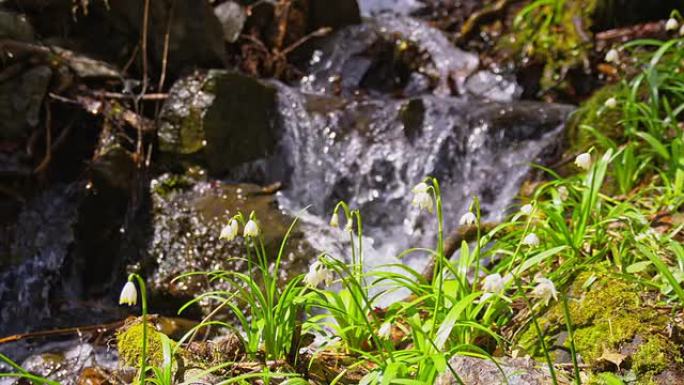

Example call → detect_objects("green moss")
116 321 167 368
501 0 601 94
519 272 669 367
151 173 195 198
633 335 681 375
565 84 625 153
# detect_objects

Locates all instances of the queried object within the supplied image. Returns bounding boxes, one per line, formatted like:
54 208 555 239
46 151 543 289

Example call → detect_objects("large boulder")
141 169 312 312
158 71 280 177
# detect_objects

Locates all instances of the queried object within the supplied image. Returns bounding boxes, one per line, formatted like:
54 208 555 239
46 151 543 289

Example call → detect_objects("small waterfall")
269 84 571 283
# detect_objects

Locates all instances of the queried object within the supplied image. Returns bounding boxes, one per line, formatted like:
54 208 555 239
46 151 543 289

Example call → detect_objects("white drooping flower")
119 281 137 306
522 232 540 247
303 261 334 288
412 182 429 194
459 211 476 226
520 204 534 216
344 218 353 233
244 219 259 237
574 152 592 170
329 212 339 228
604 97 617 109
411 191 433 213
666 18 679 31
480 273 512 301
679 24 684 36
411 182 433 212
532 277 558 306
605 48 619 63
378 322 392 339
482 273 506 293
558 186 569 201
219 219 239 241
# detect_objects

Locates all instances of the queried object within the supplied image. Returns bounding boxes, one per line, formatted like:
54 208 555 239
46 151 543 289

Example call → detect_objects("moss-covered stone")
499 0 600 94
518 271 678 382
632 335 680 376
565 84 625 153
116 321 168 368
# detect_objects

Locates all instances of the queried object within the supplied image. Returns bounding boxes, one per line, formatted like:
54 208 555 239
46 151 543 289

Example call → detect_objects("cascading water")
259 15 573 291
270 88 571 301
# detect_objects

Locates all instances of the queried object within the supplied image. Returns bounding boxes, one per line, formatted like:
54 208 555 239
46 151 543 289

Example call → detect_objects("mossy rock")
499 0 600 94
564 84 624 154
517 271 682 383
116 320 170 368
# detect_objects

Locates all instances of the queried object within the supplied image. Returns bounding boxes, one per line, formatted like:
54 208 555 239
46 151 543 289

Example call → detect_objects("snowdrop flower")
219 219 239 241
574 152 592 170
532 277 558 306
303 261 333 287
520 204 533 216
412 191 433 213
480 273 512 302
679 24 684 36
412 182 429 194
411 182 433 212
666 18 679 31
119 281 137 306
329 212 339 228
378 322 392 339
522 232 540 247
459 211 476 226
558 186 569 201
482 273 506 293
604 97 617 109
344 218 353 233
604 48 619 63
243 219 259 237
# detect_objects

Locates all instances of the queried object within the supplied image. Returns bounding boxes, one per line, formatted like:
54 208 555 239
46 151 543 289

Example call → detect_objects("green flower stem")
128 273 148 385
561 294 581 385
514 276 558 385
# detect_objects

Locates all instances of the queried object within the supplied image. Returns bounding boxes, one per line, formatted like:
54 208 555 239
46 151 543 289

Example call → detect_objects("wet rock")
158 71 280 177
0 10 35 41
435 356 566 385
357 0 423 17
0 65 52 140
465 70 523 102
14 342 118 385
299 14 479 97
213 1 246 43
142 170 311 309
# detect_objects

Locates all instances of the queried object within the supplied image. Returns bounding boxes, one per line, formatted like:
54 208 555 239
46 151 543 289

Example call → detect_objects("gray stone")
0 65 52 140
436 356 567 385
